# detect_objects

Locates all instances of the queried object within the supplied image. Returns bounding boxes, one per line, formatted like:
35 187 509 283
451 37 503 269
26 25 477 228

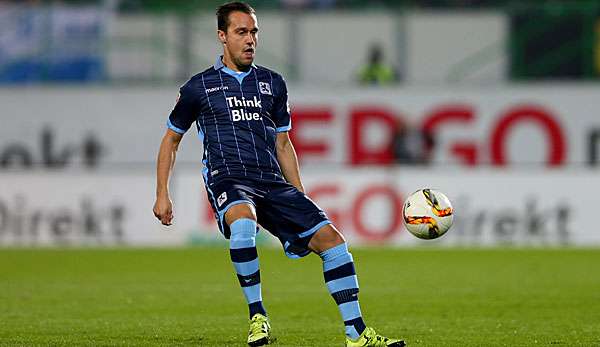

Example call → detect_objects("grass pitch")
1 247 599 346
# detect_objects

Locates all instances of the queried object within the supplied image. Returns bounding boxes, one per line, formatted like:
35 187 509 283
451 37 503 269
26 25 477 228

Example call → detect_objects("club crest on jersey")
259 82 272 95
217 192 227 207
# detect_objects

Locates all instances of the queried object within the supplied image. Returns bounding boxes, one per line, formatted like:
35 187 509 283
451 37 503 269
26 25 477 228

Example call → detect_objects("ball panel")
434 215 453 236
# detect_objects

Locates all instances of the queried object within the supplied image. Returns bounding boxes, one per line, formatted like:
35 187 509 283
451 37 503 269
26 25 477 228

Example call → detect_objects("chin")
236 60 253 70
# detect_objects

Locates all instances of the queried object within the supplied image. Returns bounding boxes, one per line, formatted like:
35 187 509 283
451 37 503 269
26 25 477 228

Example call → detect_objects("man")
358 43 398 86
152 2 405 346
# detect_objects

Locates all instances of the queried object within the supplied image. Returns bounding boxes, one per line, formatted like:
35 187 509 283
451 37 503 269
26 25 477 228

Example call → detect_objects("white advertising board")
286 86 600 167
174 168 600 247
0 172 180 246
1 86 599 170
1 168 598 247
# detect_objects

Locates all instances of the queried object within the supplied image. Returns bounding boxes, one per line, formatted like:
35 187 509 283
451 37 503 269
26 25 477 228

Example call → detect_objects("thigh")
206 178 266 238
256 182 331 258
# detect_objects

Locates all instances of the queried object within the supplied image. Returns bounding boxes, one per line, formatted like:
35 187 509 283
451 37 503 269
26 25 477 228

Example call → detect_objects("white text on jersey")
226 96 262 109
206 86 229 93
231 109 262 121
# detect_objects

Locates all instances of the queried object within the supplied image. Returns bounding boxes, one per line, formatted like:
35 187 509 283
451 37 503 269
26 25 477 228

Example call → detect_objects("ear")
217 30 227 45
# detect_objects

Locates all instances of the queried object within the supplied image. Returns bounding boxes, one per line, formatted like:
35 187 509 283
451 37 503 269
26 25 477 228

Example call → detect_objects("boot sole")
248 336 269 346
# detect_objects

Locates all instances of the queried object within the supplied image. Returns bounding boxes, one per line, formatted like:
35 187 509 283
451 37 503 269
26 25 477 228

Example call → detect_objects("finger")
161 215 172 226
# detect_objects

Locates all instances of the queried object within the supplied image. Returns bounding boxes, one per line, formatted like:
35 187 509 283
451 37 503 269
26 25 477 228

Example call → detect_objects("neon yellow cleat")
345 327 406 347
247 313 271 346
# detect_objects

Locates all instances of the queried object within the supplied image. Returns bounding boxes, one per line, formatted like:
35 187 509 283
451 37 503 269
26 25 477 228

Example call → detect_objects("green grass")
1 248 599 346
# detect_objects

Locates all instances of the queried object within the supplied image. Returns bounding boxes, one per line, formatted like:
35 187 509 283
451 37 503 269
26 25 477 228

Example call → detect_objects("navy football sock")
319 243 366 339
229 218 266 318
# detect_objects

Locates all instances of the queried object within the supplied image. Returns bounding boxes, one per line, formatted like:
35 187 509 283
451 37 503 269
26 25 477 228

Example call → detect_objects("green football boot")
345 327 406 347
247 313 271 346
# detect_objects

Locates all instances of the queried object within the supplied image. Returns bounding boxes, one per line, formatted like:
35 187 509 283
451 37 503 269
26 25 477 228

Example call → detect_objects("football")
403 189 454 240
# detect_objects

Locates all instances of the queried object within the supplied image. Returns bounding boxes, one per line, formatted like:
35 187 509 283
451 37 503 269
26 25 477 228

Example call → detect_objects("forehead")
227 11 258 30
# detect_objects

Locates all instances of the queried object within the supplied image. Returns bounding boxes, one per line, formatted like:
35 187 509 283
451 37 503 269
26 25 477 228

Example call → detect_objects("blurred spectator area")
0 2 107 83
0 0 599 85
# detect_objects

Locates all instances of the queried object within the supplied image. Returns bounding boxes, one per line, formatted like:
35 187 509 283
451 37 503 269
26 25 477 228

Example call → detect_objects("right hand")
153 196 174 226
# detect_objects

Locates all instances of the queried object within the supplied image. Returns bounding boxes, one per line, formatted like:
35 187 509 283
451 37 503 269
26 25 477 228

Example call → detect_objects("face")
219 11 259 69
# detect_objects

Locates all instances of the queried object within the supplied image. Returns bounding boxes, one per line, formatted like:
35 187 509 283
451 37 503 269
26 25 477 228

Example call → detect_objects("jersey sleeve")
167 83 199 135
272 76 292 132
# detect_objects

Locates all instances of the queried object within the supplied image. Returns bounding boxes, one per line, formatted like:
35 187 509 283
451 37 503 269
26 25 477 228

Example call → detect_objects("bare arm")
153 129 183 225
276 131 304 193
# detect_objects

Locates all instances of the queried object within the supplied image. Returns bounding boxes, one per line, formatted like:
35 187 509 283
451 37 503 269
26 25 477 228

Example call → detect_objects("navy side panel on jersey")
167 56 292 184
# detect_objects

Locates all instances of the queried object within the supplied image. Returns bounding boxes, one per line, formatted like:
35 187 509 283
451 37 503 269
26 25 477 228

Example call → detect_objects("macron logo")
205 86 229 93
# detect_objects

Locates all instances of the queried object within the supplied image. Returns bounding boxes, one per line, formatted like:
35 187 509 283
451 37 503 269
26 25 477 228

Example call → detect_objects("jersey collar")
214 56 255 84
213 55 256 71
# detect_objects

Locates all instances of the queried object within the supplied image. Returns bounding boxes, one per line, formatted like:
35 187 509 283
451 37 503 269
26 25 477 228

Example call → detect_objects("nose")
245 32 255 45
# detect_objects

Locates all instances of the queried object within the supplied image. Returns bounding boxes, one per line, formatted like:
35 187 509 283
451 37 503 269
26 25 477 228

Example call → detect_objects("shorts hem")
298 220 332 239
283 219 332 259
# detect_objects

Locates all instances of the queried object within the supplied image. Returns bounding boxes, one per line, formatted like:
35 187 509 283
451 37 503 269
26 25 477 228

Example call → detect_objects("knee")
225 203 257 226
328 229 346 245
309 224 346 254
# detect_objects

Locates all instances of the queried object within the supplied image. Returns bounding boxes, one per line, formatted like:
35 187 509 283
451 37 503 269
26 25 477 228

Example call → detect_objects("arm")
276 131 304 193
153 129 183 225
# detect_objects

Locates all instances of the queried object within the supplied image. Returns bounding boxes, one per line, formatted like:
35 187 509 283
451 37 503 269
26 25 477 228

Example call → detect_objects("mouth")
243 47 255 56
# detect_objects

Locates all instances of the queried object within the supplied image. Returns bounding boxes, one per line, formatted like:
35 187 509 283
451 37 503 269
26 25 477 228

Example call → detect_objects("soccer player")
152 2 405 346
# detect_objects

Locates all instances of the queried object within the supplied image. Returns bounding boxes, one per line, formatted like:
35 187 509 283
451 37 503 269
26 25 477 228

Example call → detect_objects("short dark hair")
216 2 256 32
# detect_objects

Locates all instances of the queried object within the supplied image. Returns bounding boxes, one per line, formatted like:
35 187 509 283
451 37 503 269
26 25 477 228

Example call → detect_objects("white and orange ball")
402 189 454 240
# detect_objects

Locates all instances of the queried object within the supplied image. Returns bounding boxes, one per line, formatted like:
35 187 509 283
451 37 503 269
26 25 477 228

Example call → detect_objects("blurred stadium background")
3 0 600 247
1 1 600 346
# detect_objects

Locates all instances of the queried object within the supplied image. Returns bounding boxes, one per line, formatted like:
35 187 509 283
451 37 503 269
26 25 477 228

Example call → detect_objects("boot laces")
364 328 389 346
252 316 268 333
